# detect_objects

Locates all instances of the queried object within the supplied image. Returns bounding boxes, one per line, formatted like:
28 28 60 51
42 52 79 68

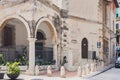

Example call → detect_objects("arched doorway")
35 30 46 65
81 38 88 58
35 21 56 65
0 18 29 65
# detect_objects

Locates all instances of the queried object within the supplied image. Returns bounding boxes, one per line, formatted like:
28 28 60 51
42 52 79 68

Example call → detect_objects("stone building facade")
0 0 118 75
116 17 120 57
61 0 118 71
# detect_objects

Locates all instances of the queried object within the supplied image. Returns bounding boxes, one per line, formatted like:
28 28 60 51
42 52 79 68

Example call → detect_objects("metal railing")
0 46 27 63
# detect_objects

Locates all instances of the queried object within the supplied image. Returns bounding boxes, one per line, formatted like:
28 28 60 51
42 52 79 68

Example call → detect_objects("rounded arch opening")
37 29 46 40
35 18 57 43
0 18 29 65
35 18 57 65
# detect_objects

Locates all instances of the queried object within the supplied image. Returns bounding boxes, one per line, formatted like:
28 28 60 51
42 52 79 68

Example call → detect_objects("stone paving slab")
3 74 87 80
40 71 77 78
2 64 114 80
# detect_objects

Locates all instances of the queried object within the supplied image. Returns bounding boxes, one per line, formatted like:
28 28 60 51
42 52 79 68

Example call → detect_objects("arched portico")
26 17 58 75
27 18 58 75
0 15 31 65
36 18 58 61
35 18 58 66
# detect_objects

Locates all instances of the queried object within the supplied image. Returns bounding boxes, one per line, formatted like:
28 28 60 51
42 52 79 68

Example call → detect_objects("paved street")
88 67 120 80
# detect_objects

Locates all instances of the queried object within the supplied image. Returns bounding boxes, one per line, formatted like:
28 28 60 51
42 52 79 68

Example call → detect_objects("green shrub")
0 54 4 65
15 52 28 65
6 62 21 74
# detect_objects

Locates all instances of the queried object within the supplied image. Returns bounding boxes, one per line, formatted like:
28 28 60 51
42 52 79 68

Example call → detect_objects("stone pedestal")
97 62 100 71
85 64 89 74
90 63 94 72
60 66 66 78
87 64 90 74
77 66 82 77
35 65 39 75
82 67 85 76
101 61 104 68
47 66 52 77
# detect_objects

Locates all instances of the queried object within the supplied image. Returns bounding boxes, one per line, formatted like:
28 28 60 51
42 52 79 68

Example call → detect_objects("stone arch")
0 15 31 37
35 17 58 66
35 18 58 43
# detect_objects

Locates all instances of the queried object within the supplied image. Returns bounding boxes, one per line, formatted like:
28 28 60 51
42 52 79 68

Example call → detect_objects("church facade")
0 0 118 75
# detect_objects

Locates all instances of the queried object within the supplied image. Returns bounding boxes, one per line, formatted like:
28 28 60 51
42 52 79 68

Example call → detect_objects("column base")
24 69 35 75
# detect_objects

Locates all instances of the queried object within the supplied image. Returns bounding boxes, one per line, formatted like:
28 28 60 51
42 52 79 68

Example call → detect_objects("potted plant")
6 62 21 79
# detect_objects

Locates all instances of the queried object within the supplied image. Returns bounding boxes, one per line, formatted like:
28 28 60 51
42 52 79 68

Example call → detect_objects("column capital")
27 37 36 42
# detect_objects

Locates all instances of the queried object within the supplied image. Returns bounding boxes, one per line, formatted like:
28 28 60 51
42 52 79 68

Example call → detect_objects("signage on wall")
71 40 77 43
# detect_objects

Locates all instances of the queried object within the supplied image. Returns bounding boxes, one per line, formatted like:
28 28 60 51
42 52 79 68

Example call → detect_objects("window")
37 32 45 40
116 14 119 17
35 31 53 65
116 23 119 29
81 38 88 58
35 31 45 60
2 24 15 47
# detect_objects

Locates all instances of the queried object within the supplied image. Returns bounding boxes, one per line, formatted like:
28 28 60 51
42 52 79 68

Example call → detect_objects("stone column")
35 65 39 75
77 66 82 77
60 66 66 78
26 38 36 75
53 43 58 69
47 66 52 77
